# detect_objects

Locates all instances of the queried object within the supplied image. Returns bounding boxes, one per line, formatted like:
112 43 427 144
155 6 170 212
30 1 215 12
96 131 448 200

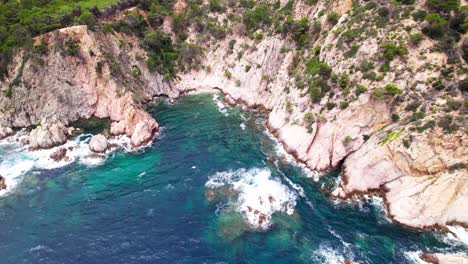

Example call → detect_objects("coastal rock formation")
0 25 178 149
50 148 68 161
29 122 68 149
175 0 466 230
332 128 468 228
0 175 6 190
0 126 13 139
0 0 466 232
89 134 108 153
420 253 468 264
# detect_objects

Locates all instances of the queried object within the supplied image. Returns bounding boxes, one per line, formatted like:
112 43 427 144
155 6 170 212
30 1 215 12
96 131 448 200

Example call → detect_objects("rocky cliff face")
0 24 178 147
0 0 466 235
174 0 467 230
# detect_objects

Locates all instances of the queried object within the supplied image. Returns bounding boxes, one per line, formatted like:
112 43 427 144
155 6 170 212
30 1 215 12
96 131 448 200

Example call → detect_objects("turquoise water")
0 94 466 263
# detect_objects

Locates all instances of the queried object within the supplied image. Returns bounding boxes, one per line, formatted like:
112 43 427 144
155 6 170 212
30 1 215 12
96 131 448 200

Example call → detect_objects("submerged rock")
50 148 68 161
0 175 6 190
29 122 68 150
89 134 108 153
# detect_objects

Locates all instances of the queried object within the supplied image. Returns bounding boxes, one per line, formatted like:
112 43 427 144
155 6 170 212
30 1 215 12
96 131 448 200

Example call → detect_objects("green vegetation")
372 84 403 100
142 30 179 79
380 130 404 146
0 0 119 79
422 13 448 39
381 43 407 61
409 32 423 45
243 4 272 32
343 135 353 145
326 12 340 25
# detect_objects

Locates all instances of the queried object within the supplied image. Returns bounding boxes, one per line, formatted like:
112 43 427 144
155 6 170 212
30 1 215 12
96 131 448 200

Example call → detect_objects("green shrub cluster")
0 0 119 79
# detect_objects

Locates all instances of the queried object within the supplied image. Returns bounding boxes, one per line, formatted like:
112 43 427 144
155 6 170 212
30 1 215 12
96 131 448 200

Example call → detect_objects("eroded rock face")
333 129 468 228
420 253 468 264
0 126 13 139
0 175 6 190
0 25 177 148
29 122 68 149
89 134 108 153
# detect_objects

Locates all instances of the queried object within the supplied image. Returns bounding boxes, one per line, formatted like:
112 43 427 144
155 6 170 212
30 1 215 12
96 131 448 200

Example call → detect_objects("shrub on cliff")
283 17 310 48
326 12 340 25
243 4 272 32
427 0 460 12
372 84 403 100
409 32 423 45
78 10 97 30
381 43 407 61
460 78 468 92
142 30 179 79
422 13 448 39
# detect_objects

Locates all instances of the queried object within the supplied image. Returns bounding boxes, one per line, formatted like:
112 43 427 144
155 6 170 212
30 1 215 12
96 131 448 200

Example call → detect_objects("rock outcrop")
0 126 13 139
29 122 68 149
50 148 68 161
0 25 179 149
0 175 6 190
89 134 108 153
332 128 468 228
175 0 467 230
420 253 468 264
0 0 466 231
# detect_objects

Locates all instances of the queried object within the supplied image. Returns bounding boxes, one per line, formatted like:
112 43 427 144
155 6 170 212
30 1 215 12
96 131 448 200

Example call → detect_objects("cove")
0 94 466 264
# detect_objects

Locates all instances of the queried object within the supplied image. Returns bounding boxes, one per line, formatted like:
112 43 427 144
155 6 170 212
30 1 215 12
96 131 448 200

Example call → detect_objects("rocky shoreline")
0 0 466 262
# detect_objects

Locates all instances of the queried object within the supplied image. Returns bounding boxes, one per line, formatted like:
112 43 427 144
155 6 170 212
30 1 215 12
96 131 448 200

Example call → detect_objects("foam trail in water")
206 167 297 230
312 245 345 264
0 132 137 197
404 251 427 264
212 93 229 116
447 225 468 246
264 129 320 181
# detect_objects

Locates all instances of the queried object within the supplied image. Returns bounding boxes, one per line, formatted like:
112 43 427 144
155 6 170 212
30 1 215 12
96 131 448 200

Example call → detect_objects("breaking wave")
205 167 297 230
0 131 141 197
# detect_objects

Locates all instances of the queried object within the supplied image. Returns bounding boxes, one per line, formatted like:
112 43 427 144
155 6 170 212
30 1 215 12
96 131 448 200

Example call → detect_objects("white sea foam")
0 133 138 197
212 93 229 116
312 245 345 264
205 167 297 230
404 251 427 264
265 129 320 181
447 225 468 246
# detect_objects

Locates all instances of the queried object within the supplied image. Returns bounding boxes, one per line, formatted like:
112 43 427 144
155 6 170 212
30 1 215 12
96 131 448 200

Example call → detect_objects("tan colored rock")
0 126 13 139
0 175 6 190
420 253 468 264
0 25 175 149
50 148 68 161
29 122 68 149
334 129 468 229
89 134 108 153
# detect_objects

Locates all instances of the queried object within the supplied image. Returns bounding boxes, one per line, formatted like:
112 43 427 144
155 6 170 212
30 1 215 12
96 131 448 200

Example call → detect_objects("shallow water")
0 94 466 264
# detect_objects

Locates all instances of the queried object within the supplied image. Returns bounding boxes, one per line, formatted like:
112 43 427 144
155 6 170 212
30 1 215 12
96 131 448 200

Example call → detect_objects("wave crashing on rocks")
205 167 297 230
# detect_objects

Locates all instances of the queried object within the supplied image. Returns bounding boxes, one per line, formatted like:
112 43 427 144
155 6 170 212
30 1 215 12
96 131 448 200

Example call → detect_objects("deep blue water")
0 94 466 264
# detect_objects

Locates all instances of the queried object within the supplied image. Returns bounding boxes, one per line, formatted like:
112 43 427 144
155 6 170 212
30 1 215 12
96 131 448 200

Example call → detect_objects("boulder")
0 126 13 139
0 175 6 190
29 122 68 149
130 118 158 147
89 134 108 153
50 148 68 161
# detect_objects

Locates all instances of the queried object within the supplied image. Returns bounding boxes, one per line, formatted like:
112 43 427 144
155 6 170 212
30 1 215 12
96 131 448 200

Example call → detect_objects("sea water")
0 94 466 264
